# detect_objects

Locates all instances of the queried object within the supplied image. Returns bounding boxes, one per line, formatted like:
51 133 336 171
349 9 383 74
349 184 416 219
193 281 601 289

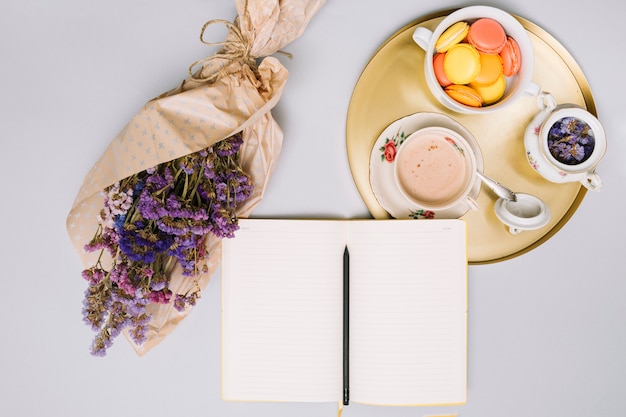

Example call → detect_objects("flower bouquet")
67 0 326 356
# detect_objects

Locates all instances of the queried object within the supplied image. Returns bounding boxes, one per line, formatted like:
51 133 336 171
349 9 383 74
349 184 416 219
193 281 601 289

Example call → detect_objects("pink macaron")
467 18 507 54
500 36 522 76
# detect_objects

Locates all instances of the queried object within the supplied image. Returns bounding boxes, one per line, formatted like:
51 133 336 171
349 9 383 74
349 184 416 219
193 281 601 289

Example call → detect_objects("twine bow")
188 18 257 83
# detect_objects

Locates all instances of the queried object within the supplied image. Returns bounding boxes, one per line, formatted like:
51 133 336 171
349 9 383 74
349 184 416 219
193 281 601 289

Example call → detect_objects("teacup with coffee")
394 127 478 213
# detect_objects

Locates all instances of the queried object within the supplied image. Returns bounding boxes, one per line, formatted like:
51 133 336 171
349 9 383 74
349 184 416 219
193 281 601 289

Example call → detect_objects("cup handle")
581 171 602 191
412 26 433 51
466 196 479 210
536 91 558 111
523 81 541 97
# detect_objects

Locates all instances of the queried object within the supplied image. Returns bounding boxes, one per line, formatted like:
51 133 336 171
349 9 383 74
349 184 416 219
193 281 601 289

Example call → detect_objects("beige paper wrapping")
66 0 326 355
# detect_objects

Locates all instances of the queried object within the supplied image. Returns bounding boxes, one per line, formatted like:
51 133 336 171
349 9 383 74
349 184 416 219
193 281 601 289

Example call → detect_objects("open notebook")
221 219 468 407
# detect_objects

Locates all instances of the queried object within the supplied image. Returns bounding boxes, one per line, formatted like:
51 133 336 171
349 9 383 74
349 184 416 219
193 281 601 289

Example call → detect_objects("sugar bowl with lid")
524 93 607 191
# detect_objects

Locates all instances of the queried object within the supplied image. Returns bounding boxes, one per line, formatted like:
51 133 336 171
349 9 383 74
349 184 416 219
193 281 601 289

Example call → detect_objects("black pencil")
343 246 350 406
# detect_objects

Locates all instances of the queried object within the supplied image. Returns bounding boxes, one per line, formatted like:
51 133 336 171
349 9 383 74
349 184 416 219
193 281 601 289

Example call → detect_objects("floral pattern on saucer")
409 209 436 219
369 112 484 219
379 130 407 162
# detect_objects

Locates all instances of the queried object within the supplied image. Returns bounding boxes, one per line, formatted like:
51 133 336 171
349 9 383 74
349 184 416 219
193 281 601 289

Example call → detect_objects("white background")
1 0 625 416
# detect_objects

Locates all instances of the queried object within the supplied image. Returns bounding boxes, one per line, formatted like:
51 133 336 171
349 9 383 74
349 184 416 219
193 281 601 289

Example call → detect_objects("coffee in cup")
394 127 478 211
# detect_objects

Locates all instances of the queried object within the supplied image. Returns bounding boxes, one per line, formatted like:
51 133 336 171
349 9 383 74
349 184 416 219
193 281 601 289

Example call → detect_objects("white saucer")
369 112 484 219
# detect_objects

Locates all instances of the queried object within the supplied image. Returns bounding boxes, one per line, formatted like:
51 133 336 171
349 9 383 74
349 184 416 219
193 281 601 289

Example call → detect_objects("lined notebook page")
221 219 344 403
348 219 467 406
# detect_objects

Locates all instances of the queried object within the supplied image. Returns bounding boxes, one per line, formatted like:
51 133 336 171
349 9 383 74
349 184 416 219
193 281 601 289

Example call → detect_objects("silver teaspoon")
476 171 517 202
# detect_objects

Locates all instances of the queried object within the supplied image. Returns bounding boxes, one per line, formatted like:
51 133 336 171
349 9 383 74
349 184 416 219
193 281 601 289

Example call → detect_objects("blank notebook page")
221 220 344 403
348 220 467 406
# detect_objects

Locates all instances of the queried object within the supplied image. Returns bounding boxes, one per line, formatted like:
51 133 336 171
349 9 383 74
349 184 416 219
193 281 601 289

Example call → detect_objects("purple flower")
81 132 254 356
173 292 200 312
146 167 173 190
150 280 166 291
547 116 595 165
173 295 187 312
180 161 194 175
81 267 106 285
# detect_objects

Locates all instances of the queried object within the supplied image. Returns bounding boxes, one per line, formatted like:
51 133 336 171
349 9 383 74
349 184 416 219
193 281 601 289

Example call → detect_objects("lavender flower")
81 132 253 356
547 116 595 165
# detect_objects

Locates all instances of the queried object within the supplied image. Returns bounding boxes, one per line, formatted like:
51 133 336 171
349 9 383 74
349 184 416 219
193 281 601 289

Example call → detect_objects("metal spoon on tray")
476 171 517 202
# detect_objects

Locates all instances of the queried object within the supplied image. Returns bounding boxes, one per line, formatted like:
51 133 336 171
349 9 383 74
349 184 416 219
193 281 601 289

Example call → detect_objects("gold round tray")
346 10 596 264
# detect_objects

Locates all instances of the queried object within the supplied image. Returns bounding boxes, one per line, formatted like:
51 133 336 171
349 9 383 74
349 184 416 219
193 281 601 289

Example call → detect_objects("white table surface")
1 1 625 416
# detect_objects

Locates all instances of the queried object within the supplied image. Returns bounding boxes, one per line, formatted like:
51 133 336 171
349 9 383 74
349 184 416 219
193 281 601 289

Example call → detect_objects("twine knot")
188 19 257 83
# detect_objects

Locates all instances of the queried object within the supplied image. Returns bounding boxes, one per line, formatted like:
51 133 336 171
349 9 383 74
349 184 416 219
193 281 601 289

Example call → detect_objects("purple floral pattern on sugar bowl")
526 150 539 171
526 149 566 178
523 93 606 191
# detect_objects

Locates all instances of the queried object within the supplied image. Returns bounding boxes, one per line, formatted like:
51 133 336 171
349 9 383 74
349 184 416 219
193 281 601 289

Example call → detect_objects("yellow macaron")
443 43 481 85
470 74 506 105
435 21 469 53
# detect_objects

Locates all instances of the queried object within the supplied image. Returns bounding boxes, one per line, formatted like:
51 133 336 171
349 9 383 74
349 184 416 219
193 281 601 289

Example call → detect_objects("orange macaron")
467 18 507 54
472 53 503 86
433 53 453 87
444 84 483 107
500 36 522 76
